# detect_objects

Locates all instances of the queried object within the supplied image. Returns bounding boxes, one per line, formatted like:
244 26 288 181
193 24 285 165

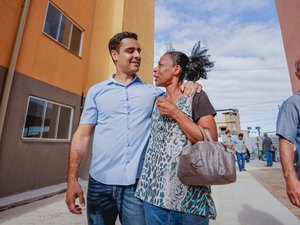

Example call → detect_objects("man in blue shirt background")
65 32 202 225
276 56 300 208
234 133 247 172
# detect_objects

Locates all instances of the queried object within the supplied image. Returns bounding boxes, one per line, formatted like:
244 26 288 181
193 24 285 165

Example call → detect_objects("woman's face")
153 54 176 87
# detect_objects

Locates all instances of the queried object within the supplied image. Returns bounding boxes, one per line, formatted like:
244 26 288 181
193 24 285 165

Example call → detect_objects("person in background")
245 147 251 163
234 133 247 171
222 130 234 150
136 43 217 224
65 31 202 225
262 133 273 167
276 56 300 208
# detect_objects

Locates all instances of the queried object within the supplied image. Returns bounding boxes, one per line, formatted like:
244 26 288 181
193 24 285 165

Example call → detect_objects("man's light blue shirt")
80 75 163 185
276 92 300 178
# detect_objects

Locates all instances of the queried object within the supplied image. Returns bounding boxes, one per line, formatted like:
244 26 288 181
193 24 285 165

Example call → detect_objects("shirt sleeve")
192 91 216 123
276 99 299 144
154 86 165 97
80 87 98 124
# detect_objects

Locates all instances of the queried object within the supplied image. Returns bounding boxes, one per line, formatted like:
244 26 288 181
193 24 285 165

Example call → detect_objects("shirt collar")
107 74 142 86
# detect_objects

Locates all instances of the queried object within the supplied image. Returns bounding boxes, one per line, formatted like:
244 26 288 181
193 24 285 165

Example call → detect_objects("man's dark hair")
108 32 138 54
238 133 243 137
225 130 231 135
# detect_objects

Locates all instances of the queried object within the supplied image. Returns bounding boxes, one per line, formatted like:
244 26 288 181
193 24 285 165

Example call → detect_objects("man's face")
111 38 141 75
296 60 300 80
153 54 177 87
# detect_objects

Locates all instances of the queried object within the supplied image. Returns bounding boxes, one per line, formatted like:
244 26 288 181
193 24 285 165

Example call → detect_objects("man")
65 32 202 225
276 56 300 208
262 133 273 167
234 133 247 171
222 130 234 150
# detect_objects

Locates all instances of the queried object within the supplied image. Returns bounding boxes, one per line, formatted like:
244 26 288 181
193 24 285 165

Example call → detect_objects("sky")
154 0 292 136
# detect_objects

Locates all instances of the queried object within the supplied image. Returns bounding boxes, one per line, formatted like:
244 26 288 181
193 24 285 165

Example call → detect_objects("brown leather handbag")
177 126 236 185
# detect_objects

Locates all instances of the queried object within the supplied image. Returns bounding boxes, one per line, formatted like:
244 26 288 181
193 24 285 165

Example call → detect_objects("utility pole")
255 126 262 159
165 42 175 51
255 126 261 137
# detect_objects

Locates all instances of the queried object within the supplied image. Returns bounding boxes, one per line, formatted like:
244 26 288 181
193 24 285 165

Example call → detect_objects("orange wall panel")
1 0 154 95
122 0 155 83
15 0 95 95
0 0 23 67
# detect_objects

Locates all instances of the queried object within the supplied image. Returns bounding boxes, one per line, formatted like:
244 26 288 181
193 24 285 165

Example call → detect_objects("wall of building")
215 111 241 136
0 0 154 197
122 0 155 83
0 70 81 196
275 0 300 93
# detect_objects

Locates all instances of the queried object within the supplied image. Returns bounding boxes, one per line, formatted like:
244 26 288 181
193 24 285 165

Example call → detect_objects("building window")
43 1 83 56
23 96 74 141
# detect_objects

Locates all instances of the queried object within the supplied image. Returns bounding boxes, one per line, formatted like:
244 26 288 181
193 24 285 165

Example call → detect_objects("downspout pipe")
0 0 30 141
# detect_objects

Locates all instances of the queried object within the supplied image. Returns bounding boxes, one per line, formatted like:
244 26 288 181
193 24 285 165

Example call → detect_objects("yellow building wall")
122 0 155 83
83 0 155 94
1 0 154 96
82 0 124 94
16 0 95 96
0 0 24 67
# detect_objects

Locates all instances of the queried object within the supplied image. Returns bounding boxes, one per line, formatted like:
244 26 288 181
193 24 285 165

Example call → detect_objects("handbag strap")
197 126 213 142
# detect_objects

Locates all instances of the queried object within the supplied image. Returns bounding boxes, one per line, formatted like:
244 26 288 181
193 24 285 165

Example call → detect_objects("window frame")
22 96 74 142
42 1 84 56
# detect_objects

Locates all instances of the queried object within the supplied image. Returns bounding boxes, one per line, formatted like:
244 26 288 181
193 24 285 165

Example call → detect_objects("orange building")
0 0 154 197
275 0 300 93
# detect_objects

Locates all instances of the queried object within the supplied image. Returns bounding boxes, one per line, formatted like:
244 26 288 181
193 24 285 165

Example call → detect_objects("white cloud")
155 0 292 134
154 5 179 32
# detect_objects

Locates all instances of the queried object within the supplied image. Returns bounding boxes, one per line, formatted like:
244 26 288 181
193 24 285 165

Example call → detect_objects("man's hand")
65 181 85 214
286 178 300 207
180 81 202 97
280 137 300 207
156 97 179 118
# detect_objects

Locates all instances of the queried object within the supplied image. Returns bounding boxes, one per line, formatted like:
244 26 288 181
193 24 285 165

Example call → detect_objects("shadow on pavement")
239 204 284 225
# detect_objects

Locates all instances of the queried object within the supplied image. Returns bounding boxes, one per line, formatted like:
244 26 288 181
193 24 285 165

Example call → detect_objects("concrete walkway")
0 160 299 225
211 168 299 225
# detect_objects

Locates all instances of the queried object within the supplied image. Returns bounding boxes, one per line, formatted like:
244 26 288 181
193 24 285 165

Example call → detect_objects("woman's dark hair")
108 32 138 53
166 41 214 82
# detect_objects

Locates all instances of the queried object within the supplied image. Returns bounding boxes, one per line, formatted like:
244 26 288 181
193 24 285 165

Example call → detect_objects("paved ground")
0 159 300 225
249 167 300 219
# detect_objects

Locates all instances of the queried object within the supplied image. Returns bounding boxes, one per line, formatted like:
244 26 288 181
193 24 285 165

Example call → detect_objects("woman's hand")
156 97 179 119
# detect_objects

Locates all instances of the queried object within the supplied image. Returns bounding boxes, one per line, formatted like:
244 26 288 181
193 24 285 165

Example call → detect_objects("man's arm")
180 81 202 97
243 143 247 153
222 141 234 149
65 124 95 214
280 137 300 207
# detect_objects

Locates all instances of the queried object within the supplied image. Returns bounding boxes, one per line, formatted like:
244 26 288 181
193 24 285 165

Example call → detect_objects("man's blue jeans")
236 152 245 171
87 176 145 225
143 202 209 225
264 150 273 166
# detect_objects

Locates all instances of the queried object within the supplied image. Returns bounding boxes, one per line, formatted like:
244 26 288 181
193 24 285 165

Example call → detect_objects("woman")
135 43 217 225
